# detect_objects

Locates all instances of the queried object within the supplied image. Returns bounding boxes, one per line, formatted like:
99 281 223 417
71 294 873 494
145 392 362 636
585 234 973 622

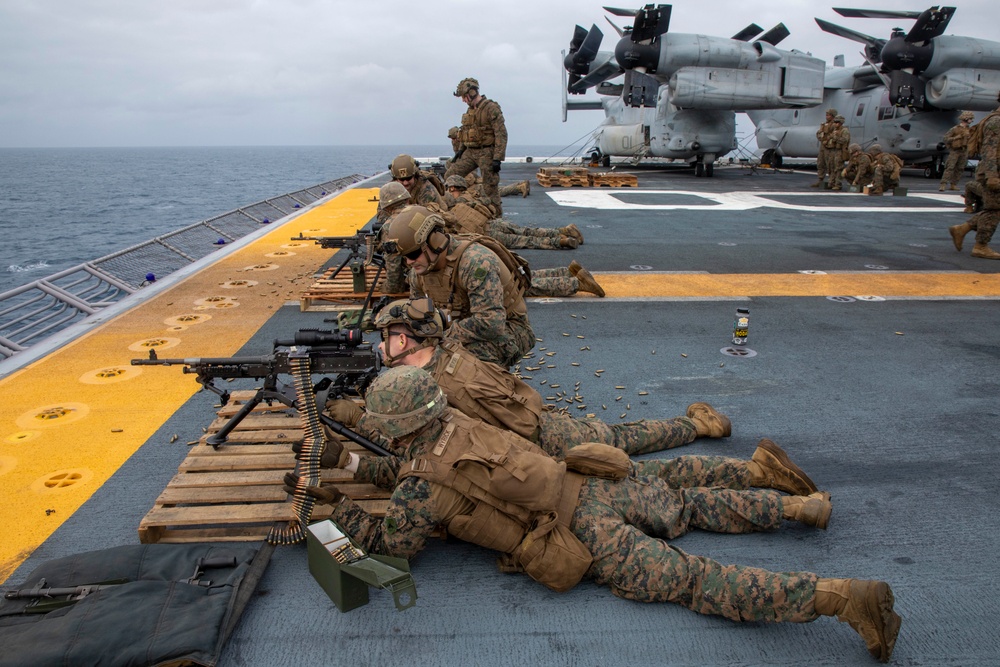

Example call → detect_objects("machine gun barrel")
131 355 275 369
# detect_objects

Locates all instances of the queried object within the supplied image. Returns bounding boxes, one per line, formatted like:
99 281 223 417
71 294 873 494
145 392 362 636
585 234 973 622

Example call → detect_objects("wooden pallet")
299 264 407 312
590 172 638 187
536 166 591 188
138 391 392 544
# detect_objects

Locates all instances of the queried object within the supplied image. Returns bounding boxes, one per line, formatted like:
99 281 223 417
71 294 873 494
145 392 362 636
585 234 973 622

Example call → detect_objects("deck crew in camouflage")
939 111 975 191
381 205 533 368
813 109 838 188
390 154 448 210
374 182 412 294
446 78 507 214
444 175 582 250
949 95 1000 259
866 145 902 195
290 367 901 664
842 144 868 189
823 115 850 191
318 298 728 486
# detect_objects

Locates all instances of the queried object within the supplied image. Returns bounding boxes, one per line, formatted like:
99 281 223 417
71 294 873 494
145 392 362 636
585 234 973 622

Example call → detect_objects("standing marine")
446 77 508 214
939 111 975 191
823 115 851 191
949 93 1000 259
381 205 533 369
813 108 838 188
290 366 902 664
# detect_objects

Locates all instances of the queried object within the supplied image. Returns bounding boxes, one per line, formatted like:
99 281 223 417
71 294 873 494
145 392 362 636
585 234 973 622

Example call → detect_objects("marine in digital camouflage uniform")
381 205 534 368
390 154 447 210
842 144 867 188
527 261 605 298
950 96 1000 259
290 367 901 664
374 182 412 294
866 145 901 195
321 298 728 487
939 111 974 191
498 180 531 197
444 175 579 250
813 109 838 187
823 116 850 191
446 78 507 214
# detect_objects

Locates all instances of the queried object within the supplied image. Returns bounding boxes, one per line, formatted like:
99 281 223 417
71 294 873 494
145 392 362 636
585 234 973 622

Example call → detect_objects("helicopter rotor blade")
731 23 764 42
757 23 790 47
815 17 887 62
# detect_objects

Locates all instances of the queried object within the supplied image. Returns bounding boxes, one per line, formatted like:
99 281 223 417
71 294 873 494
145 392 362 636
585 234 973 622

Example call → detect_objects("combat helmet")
364 366 447 438
834 115 845 123
373 297 446 340
454 77 480 97
381 205 448 257
447 126 460 139
960 111 975 122
868 143 882 155
826 108 838 118
445 175 468 190
849 143 861 153
390 154 420 180
378 182 411 211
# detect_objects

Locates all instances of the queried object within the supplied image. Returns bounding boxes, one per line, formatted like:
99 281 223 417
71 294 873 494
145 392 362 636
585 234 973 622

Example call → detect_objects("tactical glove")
325 398 363 428
282 472 345 505
491 160 502 173
292 437 350 469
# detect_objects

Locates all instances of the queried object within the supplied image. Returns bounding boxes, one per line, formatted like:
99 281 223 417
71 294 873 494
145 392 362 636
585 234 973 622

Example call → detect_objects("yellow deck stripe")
593 272 1000 298
0 189 377 582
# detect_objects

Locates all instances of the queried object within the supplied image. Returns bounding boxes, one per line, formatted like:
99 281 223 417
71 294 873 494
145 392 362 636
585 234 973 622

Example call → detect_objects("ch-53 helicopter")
562 4 825 176
748 6 1000 177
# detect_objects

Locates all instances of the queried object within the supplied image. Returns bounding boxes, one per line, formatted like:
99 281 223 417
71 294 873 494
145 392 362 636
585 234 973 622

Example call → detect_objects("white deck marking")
548 189 964 212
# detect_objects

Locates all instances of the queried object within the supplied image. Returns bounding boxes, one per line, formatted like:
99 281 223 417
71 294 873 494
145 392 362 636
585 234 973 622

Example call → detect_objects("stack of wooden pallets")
138 390 390 544
299 265 406 312
535 167 638 188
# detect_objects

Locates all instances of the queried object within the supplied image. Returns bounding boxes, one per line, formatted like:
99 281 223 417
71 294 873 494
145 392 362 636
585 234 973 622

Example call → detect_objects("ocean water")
0 145 572 294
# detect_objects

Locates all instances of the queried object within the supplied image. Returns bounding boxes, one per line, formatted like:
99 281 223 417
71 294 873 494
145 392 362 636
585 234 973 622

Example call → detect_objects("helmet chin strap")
380 337 434 367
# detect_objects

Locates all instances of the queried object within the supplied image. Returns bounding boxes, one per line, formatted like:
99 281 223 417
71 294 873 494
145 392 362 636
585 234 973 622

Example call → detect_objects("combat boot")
811 180 822 188
938 183 946 191
814 578 902 663
949 184 958 191
781 492 832 529
685 402 731 438
569 262 605 297
558 235 579 249
519 180 530 197
560 223 584 245
748 439 819 496
971 242 1000 259
948 221 972 251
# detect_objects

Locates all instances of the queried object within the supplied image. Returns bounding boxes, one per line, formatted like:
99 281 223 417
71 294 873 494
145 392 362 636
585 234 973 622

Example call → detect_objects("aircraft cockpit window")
855 102 866 117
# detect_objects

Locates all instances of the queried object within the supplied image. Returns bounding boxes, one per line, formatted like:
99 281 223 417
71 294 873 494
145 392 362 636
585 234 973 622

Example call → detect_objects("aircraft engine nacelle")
669 59 824 110
925 69 1000 111
596 124 647 157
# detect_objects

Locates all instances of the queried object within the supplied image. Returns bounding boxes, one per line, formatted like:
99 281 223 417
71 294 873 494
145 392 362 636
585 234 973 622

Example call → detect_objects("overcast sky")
0 1 995 149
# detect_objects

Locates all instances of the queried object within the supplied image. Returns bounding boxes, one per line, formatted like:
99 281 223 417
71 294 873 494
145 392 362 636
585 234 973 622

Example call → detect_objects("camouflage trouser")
822 153 845 189
633 455 751 488
488 219 562 250
525 267 578 297
499 182 525 197
969 183 1000 243
446 147 501 214
870 166 898 193
537 411 697 458
572 474 820 622
815 147 829 181
965 180 984 212
940 149 968 187
458 315 535 370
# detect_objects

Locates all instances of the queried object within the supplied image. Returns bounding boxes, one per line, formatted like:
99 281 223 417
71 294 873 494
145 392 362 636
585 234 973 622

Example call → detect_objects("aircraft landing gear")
694 156 716 177
924 157 944 179
589 150 611 168
762 149 783 168
695 162 705 177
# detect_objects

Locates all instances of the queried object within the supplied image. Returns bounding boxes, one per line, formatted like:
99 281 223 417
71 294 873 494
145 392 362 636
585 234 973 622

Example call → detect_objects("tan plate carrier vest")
460 99 501 148
398 412 591 592
430 339 544 442
416 235 529 323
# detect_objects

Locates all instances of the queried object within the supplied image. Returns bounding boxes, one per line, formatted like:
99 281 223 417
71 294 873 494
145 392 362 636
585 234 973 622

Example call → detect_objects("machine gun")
131 328 389 455
293 225 385 300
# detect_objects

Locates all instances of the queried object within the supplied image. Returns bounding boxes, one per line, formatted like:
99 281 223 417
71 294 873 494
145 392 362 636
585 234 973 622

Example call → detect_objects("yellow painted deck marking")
0 189 377 582
593 272 1000 298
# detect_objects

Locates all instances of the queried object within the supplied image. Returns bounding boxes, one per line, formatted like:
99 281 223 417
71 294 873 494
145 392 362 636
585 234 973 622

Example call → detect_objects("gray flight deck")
11 161 1000 665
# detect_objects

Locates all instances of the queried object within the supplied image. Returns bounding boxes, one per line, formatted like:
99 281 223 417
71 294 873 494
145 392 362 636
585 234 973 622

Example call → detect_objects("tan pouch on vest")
517 514 592 593
564 442 631 480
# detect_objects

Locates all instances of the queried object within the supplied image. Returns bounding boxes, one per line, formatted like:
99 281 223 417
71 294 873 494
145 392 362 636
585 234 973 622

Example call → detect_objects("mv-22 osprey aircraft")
749 6 1000 177
562 4 825 176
